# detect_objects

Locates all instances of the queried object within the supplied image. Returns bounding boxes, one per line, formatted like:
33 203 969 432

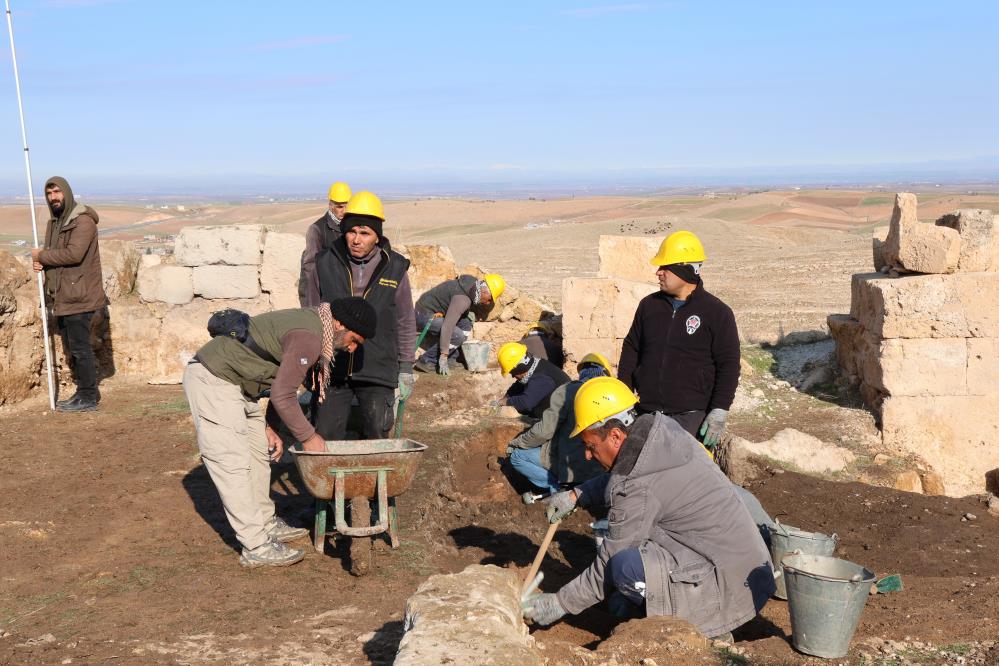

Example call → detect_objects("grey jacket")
508 381 604 485
557 413 774 637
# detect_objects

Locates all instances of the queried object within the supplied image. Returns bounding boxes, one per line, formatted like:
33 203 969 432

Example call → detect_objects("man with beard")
31 176 108 412
183 298 377 567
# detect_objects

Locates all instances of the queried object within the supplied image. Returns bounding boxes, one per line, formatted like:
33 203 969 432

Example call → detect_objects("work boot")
56 392 80 409
265 516 308 543
239 538 305 568
56 395 98 413
413 358 436 373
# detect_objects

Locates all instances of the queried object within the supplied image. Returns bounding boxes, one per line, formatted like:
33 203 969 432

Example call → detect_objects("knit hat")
329 296 377 339
340 213 383 239
663 262 701 285
511 352 536 377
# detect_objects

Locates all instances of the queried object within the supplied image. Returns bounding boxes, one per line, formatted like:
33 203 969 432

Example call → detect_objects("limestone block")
597 235 660 283
920 471 946 496
967 338 999 396
104 301 163 378
936 209 998 272
193 265 260 299
137 264 194 305
139 253 161 270
260 232 304 310
851 272 999 339
876 338 968 397
883 192 961 274
893 470 923 494
882 192 918 268
881 394 999 497
99 240 140 302
174 225 264 266
395 564 544 666
561 276 649 367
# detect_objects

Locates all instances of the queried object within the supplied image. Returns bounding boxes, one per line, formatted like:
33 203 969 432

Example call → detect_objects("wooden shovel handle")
523 520 560 592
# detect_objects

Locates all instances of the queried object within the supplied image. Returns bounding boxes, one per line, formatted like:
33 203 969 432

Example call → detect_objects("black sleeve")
617 299 644 389
708 304 741 411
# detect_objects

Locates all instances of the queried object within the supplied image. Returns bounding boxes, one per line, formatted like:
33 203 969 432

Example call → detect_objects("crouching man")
183 298 377 568
523 377 774 639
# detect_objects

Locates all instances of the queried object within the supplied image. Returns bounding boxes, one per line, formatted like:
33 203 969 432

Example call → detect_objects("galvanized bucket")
461 340 491 372
782 553 876 659
770 521 838 599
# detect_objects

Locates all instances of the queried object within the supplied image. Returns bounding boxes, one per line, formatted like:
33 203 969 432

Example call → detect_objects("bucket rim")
781 554 876 585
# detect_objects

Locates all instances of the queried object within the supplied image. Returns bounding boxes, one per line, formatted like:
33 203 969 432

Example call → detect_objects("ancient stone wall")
829 194 999 496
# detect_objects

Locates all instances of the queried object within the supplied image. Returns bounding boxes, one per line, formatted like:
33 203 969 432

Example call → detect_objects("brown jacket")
39 179 107 316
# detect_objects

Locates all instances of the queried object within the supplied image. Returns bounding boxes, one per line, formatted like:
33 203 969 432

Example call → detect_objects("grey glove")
699 408 728 448
545 489 578 524
398 372 415 400
521 592 566 626
437 354 450 376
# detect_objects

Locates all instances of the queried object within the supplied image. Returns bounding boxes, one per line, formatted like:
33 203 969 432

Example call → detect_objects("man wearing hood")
31 177 108 412
299 181 352 307
313 191 416 440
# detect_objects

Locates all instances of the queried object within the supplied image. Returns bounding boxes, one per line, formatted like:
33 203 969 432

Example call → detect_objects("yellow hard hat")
650 230 706 266
570 377 638 437
483 273 506 301
497 341 528 376
345 191 385 221
576 352 612 376
327 182 352 203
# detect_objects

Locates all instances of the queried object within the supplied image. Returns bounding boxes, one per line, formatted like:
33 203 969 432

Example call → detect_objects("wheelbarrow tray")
291 438 427 500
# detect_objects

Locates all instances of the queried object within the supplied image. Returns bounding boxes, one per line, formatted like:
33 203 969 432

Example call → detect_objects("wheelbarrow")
291 439 427 574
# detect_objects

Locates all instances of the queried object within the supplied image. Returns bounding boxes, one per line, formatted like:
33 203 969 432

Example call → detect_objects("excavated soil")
2 372 998 665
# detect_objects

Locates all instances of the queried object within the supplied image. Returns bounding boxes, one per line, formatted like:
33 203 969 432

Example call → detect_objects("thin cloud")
41 0 128 7
561 3 665 18
251 35 348 51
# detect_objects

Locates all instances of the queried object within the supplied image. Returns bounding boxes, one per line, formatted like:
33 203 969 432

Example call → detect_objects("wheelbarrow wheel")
349 495 372 576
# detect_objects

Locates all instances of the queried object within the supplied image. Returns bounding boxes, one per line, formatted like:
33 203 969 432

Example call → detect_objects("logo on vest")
378 278 399 288
685 315 701 335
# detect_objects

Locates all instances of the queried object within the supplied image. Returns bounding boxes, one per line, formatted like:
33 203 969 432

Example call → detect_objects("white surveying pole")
5 0 56 410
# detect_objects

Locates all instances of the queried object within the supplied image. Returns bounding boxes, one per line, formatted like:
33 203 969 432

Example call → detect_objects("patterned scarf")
314 302 336 404
518 357 541 385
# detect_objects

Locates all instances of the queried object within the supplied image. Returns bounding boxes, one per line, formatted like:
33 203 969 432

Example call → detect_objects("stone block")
173 225 264 266
881 394 999 497
597 235 660 283
893 470 923 494
99 240 140 302
398 244 458 296
260 232 304 310
872 226 889 272
920 471 946 496
967 338 999 396
876 338 968 397
883 192 961 274
936 209 998 272
882 192 918 268
561 276 649 367
193 265 260 299
137 264 194 305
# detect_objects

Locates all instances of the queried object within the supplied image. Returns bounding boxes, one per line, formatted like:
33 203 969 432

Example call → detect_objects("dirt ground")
2 364 997 665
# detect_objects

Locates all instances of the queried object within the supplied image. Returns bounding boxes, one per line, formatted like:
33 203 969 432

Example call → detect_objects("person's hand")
521 592 566 626
398 372 415 400
32 261 43 272
505 443 517 456
437 354 450 376
265 426 284 462
699 408 729 448
545 489 579 524
301 433 326 452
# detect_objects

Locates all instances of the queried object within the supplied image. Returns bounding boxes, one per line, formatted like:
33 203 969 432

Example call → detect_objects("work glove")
545 489 578 524
398 372 415 400
521 592 566 626
699 408 729 449
437 354 450 376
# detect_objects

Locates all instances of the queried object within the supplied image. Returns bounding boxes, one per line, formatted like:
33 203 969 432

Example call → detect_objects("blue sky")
0 1 996 195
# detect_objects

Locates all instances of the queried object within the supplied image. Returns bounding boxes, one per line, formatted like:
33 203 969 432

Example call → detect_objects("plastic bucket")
782 553 875 659
461 340 491 372
770 522 838 600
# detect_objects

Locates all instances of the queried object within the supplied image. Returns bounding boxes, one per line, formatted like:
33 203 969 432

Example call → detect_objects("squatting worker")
413 273 505 375
183 298 377 568
505 352 610 494
31 176 108 413
617 230 739 450
522 377 774 639
314 191 416 439
300 181 352 307
495 341 570 419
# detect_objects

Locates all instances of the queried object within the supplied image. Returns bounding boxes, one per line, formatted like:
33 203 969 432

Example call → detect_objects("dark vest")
529 359 571 417
316 238 411 388
196 308 323 399
416 274 478 317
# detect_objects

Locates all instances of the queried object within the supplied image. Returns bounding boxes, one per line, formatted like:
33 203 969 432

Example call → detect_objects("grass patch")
859 196 892 206
941 643 973 655
741 346 774 375
715 646 748 664
129 395 190 416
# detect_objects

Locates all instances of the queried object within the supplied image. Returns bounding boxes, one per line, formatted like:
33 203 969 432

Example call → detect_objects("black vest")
527 359 571 418
416 274 478 317
316 238 411 388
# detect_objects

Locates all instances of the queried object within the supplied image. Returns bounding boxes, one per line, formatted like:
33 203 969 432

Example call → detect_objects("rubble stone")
174 225 264 266
137 264 194 305
99 240 140 302
733 428 856 474
893 470 923 494
872 226 889 272
192 265 260 299
919 471 946 496
883 193 961 274
260 232 304 310
935 209 998 272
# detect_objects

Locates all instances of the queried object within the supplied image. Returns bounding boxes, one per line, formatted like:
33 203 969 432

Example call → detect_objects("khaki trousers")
183 362 274 551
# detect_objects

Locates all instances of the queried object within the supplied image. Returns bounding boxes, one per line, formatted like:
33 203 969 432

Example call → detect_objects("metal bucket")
770 522 838 600
782 553 876 659
461 340 491 372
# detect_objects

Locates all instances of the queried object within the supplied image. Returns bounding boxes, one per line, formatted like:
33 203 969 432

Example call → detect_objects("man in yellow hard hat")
518 321 564 367
617 230 739 451
522 377 774 639
494 341 570 419
413 273 505 375
505 352 610 493
300 181 352 307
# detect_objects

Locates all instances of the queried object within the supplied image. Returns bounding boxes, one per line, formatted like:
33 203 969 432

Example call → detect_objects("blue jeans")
416 310 472 364
605 548 646 617
509 447 558 493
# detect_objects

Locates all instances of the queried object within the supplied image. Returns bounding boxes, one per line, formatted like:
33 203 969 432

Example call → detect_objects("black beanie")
340 213 383 239
511 353 535 376
663 262 701 285
329 297 377 339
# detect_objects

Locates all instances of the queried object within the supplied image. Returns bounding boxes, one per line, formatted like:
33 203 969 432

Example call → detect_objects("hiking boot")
413 359 436 373
56 392 80 409
239 538 305 568
56 395 98 413
265 516 308 543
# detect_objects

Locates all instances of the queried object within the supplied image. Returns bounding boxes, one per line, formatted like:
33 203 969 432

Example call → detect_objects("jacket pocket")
61 269 87 305
668 560 721 627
